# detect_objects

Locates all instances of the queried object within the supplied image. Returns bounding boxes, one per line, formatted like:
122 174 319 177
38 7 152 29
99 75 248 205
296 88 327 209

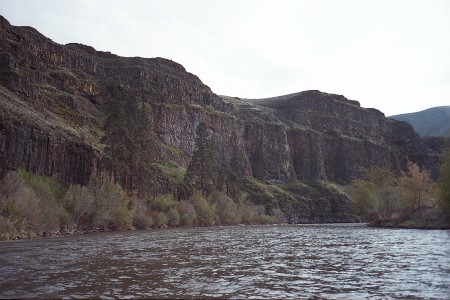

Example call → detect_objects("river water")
0 224 449 299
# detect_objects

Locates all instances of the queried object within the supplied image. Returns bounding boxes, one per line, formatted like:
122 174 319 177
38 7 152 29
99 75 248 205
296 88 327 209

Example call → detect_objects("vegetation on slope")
0 169 284 240
0 121 357 240
0 85 102 148
347 154 450 229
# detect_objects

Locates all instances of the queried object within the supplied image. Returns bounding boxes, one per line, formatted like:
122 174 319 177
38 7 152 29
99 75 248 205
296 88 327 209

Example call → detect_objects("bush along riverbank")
368 204 450 229
3 151 449 240
347 154 450 230
0 169 286 241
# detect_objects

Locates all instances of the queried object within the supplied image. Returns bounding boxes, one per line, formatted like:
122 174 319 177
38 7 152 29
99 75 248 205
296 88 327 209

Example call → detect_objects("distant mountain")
390 106 450 137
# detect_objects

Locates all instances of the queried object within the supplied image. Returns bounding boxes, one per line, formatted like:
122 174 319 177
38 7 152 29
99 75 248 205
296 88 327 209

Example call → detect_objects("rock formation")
0 16 445 222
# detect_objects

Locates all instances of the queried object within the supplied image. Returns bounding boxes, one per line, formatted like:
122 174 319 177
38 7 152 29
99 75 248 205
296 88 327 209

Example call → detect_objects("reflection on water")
0 224 449 299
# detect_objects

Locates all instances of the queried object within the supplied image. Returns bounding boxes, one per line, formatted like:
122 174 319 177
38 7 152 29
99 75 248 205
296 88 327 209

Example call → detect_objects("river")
0 224 449 299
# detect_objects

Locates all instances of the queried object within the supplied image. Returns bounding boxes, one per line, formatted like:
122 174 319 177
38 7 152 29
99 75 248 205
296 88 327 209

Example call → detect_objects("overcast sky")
1 0 449 115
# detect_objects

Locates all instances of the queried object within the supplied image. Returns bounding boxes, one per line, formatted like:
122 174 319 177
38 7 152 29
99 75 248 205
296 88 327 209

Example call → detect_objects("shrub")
167 208 180 226
61 184 94 230
190 190 217 226
0 170 138 238
177 200 197 226
349 163 440 223
18 169 63 202
348 166 400 221
149 194 176 212
0 216 15 240
87 174 132 230
62 173 132 230
0 170 65 235
270 208 285 223
131 197 154 229
212 191 240 225
239 201 264 224
132 213 154 229
347 179 375 221
150 211 169 227
260 214 278 224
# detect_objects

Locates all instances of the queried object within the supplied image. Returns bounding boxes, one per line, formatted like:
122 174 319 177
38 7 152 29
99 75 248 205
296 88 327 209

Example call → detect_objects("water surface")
0 224 449 299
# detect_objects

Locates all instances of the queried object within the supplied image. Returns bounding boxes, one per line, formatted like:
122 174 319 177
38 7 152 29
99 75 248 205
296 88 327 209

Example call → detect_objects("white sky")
1 0 449 115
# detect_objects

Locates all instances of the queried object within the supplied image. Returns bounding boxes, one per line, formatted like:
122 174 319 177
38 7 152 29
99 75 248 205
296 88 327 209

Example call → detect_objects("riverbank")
4 218 448 242
370 218 450 230
2 222 362 241
0 228 88 241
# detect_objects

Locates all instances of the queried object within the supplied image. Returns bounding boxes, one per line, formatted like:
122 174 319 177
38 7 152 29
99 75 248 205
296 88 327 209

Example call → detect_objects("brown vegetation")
347 159 449 229
0 169 283 240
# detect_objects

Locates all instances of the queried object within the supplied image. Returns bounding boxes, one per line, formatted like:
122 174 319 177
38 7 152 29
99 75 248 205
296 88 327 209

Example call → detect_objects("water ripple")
0 224 449 299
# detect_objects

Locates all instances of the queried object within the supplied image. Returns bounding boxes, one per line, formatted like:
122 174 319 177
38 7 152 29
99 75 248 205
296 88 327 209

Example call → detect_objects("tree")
349 161 441 224
129 102 158 197
438 150 450 218
102 85 129 187
225 132 246 198
363 166 399 220
398 160 436 213
348 166 399 221
348 178 374 220
102 90 157 195
184 123 220 194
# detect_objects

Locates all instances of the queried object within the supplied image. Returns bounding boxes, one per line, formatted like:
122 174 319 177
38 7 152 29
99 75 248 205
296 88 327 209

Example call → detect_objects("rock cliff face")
0 16 445 222
0 118 96 185
245 91 444 182
227 91 444 183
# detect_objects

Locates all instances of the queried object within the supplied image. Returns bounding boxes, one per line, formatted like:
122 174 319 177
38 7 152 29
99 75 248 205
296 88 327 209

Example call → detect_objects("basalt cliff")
0 16 445 223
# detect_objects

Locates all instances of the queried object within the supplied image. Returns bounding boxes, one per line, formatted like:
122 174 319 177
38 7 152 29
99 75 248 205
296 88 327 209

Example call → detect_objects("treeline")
347 151 450 227
0 169 280 240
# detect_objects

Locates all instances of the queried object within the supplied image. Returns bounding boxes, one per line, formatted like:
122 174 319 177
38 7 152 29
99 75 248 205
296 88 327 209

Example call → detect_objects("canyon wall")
0 16 445 222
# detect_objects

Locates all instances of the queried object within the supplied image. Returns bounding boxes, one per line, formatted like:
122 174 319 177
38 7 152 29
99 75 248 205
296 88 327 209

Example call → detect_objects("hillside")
390 106 450 137
0 15 446 225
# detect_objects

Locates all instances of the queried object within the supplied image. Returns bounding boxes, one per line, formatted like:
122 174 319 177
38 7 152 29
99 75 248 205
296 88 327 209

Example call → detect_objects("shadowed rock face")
0 119 96 185
0 15 445 189
0 15 248 185
236 90 444 183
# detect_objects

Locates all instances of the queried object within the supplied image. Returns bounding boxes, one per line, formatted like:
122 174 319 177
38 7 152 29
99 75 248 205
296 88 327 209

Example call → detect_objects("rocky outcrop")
235 90 445 183
0 16 445 223
0 118 96 185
